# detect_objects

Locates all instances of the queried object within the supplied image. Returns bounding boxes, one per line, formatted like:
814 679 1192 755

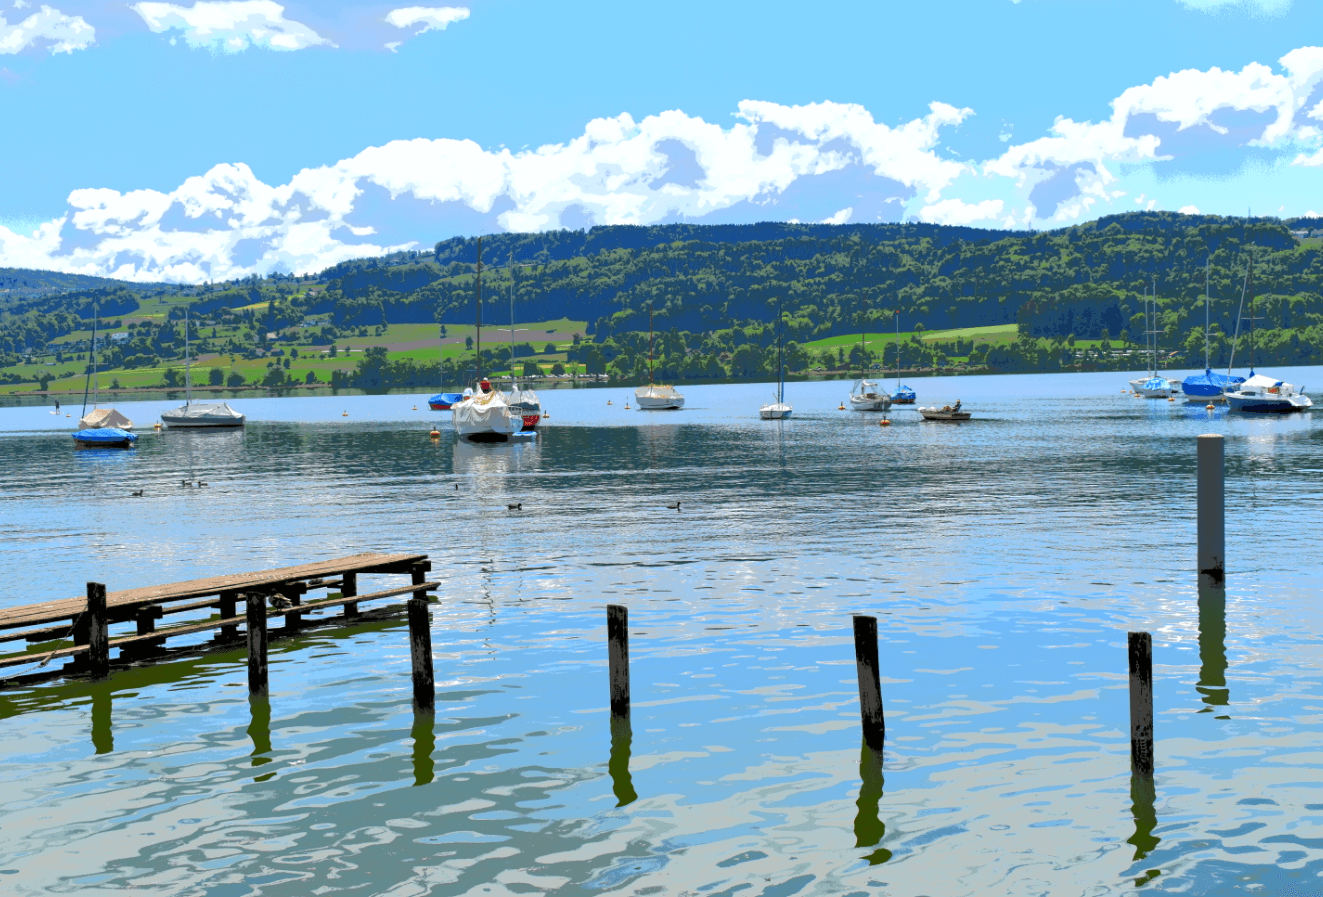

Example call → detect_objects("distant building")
111 332 128 342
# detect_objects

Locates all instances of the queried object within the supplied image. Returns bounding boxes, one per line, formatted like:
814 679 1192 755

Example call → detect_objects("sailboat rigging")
760 296 792 420
451 236 527 440
890 307 915 404
635 304 684 409
1181 258 1244 399
160 307 245 427
1223 251 1313 412
72 306 136 446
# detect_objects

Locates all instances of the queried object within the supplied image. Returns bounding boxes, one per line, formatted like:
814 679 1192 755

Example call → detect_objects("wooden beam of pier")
0 581 440 671
0 553 426 632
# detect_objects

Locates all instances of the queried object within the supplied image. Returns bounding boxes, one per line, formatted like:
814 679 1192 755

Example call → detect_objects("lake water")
1 367 1321 897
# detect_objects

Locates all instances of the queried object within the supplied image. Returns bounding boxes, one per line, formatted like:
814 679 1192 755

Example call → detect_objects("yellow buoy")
429 429 440 438
412 405 418 410
607 400 612 405
838 402 846 410
1206 403 1215 411
342 411 348 416
153 421 162 430
1167 396 1175 402
879 419 891 427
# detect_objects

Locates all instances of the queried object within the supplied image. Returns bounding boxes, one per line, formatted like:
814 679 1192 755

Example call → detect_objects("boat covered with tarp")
428 392 464 410
72 427 137 447
890 385 916 404
452 381 526 441
1182 369 1245 398
78 407 134 430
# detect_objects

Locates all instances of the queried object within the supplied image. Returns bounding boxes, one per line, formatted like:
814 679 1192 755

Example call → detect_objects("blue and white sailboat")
1222 256 1313 413
1183 259 1244 400
1129 279 1180 397
889 308 915 404
73 308 136 448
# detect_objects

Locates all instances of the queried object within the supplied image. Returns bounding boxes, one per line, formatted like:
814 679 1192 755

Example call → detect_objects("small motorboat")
73 427 137 448
918 401 971 421
428 392 464 411
1224 373 1312 413
849 379 891 411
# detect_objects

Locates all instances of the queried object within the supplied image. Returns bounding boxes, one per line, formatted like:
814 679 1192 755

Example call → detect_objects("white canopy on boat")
78 407 133 430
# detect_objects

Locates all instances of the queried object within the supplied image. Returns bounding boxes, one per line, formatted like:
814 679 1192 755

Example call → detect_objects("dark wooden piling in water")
853 614 884 750
408 566 435 710
1128 631 1154 776
219 591 239 641
342 572 359 619
1197 433 1225 587
246 592 268 696
86 582 109 679
607 604 629 718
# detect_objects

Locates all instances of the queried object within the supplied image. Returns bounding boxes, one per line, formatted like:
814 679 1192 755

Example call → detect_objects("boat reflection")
412 711 435 787
1127 772 1161 870
90 683 113 755
248 695 274 780
609 714 637 807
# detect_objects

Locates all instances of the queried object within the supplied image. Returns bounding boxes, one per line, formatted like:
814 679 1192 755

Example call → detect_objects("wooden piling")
280 587 302 631
131 606 164 660
219 590 239 641
1197 433 1225 587
607 604 629 718
246 592 268 696
408 596 435 711
342 572 359 619
86 582 109 679
853 615 885 750
1128 631 1154 776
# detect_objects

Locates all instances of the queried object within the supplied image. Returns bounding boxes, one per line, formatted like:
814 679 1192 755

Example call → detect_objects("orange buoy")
342 411 348 416
429 429 440 438
879 419 891 427
1206 403 1215 411
1167 396 1175 402
838 402 846 410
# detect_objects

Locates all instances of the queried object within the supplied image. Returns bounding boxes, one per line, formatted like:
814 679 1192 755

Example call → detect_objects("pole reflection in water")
247 695 274 781
411 711 435 787
1197 586 1230 716
90 684 113 755
1127 772 1161 885
853 744 890 865
609 714 637 807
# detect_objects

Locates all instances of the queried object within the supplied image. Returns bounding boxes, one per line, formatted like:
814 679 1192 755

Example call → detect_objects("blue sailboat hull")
73 427 137 447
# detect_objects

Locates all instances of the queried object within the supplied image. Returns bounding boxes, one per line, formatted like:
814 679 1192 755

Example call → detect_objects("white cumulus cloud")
0 4 94 54
132 1 332 52
385 6 469 33
1177 0 1291 15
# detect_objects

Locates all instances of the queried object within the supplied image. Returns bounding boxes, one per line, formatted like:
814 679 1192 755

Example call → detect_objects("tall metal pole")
475 236 482 384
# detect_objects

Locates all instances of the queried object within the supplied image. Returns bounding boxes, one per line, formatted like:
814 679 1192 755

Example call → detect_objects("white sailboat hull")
759 402 792 420
635 386 684 409
1133 379 1181 398
161 402 246 427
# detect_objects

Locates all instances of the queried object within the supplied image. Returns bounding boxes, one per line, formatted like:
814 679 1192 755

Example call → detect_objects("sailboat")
503 257 543 430
1224 254 1313 413
635 304 684 409
889 308 915 404
760 297 791 419
73 308 136 447
1131 278 1180 397
161 308 246 427
452 236 527 440
1183 259 1245 400
847 303 889 411
76 306 134 431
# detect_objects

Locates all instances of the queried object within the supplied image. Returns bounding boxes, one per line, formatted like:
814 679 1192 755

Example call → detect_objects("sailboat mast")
509 256 516 383
648 304 655 386
475 236 482 383
92 306 99 408
776 296 784 404
894 307 900 391
1204 259 1211 371
1247 254 1255 372
184 307 191 407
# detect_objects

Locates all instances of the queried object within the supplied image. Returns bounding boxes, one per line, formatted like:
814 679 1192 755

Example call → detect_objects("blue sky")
3 0 1323 281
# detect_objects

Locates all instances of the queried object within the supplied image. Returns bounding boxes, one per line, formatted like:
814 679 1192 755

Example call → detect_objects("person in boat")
952 400 961 412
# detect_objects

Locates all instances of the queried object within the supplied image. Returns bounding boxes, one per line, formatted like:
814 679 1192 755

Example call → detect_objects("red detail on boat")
521 414 541 430
429 401 453 410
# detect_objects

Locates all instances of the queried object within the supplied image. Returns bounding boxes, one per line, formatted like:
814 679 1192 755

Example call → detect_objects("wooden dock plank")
0 581 440 670
0 552 427 631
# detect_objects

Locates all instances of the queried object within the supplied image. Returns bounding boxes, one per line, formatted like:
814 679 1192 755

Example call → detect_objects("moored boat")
73 427 137 447
452 380 526 441
428 392 464 410
849 379 891 411
161 308 245 428
507 383 543 429
1134 376 1181 398
635 305 684 410
760 296 792 420
1183 260 1244 400
1224 374 1312 413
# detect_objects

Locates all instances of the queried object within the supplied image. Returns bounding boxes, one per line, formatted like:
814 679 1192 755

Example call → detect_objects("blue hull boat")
73 427 137 447
428 393 464 410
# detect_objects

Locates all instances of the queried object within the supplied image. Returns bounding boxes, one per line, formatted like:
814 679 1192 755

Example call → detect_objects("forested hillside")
3 211 1322 393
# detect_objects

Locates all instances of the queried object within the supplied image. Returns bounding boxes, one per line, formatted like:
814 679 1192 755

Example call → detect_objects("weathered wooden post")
1128 631 1154 776
342 572 359 620
86 582 109 679
607 604 629 718
132 605 163 660
1197 433 1225 587
408 566 434 711
219 590 239 641
246 592 268 696
280 586 302 631
853 614 884 750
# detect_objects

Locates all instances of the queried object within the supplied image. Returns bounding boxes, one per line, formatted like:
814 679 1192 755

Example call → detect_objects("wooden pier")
0 552 438 682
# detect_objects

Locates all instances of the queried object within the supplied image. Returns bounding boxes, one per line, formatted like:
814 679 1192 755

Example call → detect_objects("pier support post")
131 606 164 660
219 591 239 641
86 582 109 679
853 615 885 751
1197 434 1225 588
607 605 630 718
342 572 359 620
246 592 268 696
1128 631 1154 777
408 565 435 711
280 587 302 631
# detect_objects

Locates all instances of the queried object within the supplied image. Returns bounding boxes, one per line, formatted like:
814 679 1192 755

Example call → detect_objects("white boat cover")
161 401 246 426
1239 373 1298 394
78 407 133 430
636 384 684 407
452 389 524 438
